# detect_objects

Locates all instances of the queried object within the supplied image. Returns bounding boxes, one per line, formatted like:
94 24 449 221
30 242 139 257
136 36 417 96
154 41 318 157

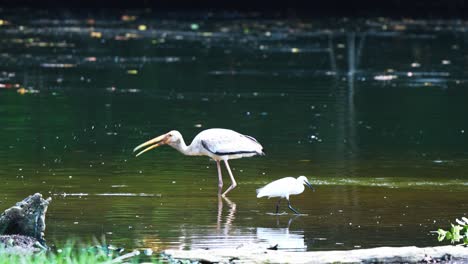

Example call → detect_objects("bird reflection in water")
174 196 238 250
174 198 306 251
256 215 307 251
214 198 306 251
217 196 236 232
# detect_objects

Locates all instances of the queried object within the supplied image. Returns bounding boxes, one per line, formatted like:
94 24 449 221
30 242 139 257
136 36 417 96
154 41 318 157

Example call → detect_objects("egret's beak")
133 133 169 157
305 180 315 192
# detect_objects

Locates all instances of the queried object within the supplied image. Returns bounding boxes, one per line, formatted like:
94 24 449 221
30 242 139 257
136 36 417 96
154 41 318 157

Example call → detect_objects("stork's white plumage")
257 176 314 214
133 128 264 197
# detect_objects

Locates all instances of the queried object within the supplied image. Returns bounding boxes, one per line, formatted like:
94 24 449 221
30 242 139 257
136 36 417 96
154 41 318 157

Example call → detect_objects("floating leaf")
90 32 102 38
190 23 199 30
121 15 137 21
17 88 28 95
291 47 300 53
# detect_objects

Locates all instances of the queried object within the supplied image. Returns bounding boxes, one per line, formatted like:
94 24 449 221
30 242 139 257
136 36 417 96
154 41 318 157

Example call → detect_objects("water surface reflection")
1 12 468 251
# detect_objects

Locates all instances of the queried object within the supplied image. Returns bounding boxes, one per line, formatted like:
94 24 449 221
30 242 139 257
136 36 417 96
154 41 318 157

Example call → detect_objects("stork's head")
133 130 183 157
297 176 315 191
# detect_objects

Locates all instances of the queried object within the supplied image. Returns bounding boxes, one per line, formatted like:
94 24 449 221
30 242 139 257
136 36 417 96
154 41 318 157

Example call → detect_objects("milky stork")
133 128 264 197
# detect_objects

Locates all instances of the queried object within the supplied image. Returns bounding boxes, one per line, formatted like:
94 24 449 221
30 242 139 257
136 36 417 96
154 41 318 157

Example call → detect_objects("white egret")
133 128 264 197
256 176 314 214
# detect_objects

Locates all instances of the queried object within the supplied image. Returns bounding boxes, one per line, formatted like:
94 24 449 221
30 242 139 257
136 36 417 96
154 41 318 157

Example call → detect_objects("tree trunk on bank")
164 244 468 263
0 193 51 253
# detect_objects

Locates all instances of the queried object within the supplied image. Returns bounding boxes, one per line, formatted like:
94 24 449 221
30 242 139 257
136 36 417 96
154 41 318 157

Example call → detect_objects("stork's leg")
221 160 237 197
287 199 300 215
217 195 222 230
216 160 223 196
223 196 236 227
275 199 282 214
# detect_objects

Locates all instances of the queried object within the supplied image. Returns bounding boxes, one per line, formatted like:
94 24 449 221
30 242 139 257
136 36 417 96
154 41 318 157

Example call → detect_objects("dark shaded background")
0 0 467 18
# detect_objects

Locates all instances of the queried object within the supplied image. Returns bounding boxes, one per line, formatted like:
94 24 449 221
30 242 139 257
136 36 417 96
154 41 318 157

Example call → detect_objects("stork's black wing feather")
201 140 259 156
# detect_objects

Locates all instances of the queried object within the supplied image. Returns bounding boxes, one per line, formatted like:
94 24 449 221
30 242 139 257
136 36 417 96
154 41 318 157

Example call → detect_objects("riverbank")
164 245 468 263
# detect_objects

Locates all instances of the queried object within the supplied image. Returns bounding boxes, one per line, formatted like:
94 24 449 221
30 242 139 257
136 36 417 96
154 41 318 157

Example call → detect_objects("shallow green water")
1 11 468 251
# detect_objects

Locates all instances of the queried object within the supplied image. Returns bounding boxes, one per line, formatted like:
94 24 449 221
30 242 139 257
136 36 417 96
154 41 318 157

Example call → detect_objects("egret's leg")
216 160 223 196
287 215 300 228
221 160 237 197
275 199 282 214
287 199 300 215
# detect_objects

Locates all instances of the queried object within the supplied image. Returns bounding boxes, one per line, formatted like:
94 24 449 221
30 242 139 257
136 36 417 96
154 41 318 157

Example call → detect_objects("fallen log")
164 244 468 263
0 193 51 253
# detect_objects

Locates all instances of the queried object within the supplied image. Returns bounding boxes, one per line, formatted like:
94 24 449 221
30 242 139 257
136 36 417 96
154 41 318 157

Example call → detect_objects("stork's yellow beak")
133 134 169 157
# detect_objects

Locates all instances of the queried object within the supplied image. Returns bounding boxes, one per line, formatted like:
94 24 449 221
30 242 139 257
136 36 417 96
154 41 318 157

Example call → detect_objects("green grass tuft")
0 240 163 264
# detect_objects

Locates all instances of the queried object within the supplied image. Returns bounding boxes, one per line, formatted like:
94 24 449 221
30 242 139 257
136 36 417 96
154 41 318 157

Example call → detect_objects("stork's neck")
171 137 197 156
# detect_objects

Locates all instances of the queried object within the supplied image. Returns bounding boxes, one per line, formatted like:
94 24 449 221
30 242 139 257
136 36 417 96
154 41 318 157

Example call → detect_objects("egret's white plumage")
257 176 314 214
134 128 264 197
